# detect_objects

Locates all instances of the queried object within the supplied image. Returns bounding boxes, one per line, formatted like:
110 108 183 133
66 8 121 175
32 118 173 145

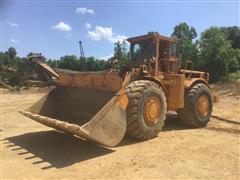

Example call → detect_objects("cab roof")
127 32 178 43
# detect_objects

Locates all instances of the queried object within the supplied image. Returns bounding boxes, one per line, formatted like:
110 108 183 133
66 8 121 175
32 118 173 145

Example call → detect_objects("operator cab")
127 32 180 74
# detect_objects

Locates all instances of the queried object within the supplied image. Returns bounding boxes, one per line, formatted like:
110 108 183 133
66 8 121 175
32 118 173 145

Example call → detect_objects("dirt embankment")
1 83 239 179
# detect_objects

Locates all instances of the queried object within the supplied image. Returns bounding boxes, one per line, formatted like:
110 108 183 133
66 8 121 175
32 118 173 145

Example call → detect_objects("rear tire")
177 83 213 127
125 80 166 140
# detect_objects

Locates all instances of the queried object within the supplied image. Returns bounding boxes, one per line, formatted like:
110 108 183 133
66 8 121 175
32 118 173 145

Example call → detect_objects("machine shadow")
5 114 190 169
163 113 190 131
5 131 114 169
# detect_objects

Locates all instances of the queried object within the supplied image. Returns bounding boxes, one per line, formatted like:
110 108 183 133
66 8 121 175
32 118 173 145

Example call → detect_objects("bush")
227 71 240 81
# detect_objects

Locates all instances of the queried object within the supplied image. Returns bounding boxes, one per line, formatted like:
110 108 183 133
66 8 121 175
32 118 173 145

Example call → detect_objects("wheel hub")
197 95 209 118
144 96 161 126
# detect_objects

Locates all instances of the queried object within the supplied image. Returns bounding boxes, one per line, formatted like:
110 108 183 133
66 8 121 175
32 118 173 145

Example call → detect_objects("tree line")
0 23 239 85
172 23 240 82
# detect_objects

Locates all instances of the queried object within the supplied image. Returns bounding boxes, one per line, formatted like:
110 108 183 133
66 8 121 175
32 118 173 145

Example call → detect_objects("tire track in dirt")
205 126 240 135
212 115 240 125
206 116 240 135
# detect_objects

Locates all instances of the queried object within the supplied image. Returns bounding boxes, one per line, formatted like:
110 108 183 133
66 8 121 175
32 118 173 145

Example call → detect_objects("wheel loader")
20 32 214 147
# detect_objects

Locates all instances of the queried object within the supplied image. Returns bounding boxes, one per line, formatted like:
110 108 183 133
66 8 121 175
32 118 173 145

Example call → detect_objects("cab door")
158 41 185 111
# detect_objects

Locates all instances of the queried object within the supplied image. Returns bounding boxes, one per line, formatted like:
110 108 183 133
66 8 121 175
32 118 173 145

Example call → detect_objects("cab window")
159 41 168 58
169 43 177 57
130 40 155 61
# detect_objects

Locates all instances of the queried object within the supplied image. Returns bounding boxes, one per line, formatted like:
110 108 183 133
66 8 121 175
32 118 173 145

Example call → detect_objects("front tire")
177 83 213 127
125 80 167 140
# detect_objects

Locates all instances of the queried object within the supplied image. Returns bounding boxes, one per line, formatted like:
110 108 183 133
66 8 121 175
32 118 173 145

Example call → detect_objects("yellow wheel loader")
20 32 214 147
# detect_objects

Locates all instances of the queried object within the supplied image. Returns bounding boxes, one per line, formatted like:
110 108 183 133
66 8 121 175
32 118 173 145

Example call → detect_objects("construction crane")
79 41 85 58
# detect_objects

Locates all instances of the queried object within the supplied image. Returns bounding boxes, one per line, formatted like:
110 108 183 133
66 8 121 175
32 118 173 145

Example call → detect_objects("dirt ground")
1 83 239 179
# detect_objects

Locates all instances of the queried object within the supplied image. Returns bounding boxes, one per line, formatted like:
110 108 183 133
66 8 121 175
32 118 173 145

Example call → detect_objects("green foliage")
172 23 240 82
58 55 79 71
227 71 240 81
47 59 59 68
6 47 17 60
113 41 128 69
0 47 19 68
54 55 108 71
220 26 240 49
172 22 197 40
49 41 129 71
198 27 240 82
171 22 198 66
0 52 9 67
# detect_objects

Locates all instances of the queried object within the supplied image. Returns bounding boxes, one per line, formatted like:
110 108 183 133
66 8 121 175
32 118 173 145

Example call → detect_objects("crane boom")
79 41 85 58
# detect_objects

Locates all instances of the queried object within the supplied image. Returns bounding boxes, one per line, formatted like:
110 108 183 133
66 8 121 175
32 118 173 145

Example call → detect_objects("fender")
185 78 210 90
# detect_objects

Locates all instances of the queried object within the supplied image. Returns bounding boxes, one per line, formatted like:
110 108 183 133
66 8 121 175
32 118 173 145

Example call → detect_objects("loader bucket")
19 71 128 147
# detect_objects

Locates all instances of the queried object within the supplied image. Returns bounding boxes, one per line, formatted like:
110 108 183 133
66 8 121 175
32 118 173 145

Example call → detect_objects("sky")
0 0 239 60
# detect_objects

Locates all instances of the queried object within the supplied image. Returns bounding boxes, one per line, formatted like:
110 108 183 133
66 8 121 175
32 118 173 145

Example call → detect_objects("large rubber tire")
125 80 167 140
177 83 213 127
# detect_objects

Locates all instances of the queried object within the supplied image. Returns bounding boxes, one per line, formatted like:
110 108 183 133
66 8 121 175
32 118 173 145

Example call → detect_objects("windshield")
130 39 155 61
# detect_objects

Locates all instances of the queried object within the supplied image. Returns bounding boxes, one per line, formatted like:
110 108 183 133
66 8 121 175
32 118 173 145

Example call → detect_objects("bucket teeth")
19 110 85 137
